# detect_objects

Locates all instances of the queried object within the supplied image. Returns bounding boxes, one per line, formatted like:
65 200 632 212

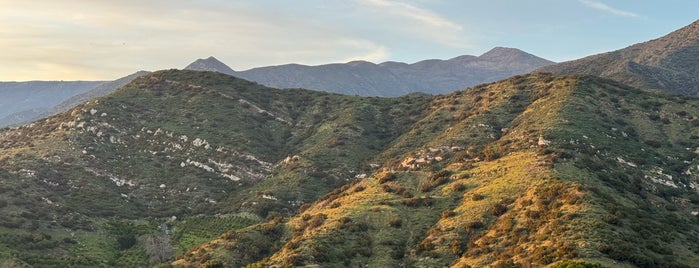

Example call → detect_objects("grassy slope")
174 73 699 268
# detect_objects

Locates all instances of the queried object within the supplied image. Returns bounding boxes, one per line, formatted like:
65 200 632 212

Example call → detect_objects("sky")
1 0 698 81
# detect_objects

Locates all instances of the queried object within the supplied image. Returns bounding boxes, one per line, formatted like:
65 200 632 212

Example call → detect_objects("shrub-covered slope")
175 73 699 268
0 70 430 266
4 70 699 267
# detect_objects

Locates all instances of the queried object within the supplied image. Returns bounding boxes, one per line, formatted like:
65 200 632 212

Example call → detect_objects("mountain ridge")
538 19 699 96
184 47 554 96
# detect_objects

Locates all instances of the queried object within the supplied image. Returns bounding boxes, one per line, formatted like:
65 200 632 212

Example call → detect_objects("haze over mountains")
185 47 555 96
0 81 104 127
0 71 149 128
2 18 699 268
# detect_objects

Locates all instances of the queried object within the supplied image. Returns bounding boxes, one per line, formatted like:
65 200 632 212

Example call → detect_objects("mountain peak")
478 47 549 63
184 56 236 75
480 46 524 56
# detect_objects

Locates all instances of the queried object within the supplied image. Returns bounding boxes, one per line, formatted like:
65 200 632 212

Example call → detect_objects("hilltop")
185 47 554 96
539 19 699 96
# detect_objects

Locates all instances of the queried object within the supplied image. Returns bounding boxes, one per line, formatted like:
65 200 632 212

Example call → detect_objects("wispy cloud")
354 0 469 48
358 0 462 30
579 0 639 17
0 1 393 80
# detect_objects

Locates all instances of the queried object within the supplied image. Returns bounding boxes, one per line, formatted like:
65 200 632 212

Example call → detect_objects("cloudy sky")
1 0 697 81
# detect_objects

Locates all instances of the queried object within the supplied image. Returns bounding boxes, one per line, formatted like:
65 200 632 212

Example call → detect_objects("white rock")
261 194 278 200
159 184 166 188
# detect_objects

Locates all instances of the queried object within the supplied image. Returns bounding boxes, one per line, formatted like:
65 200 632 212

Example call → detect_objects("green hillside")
173 73 699 268
2 70 699 267
0 70 430 266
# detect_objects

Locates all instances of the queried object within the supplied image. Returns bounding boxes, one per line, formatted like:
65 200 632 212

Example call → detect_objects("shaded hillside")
539 19 699 96
47 71 150 116
0 81 104 127
185 47 554 96
174 73 699 268
0 70 430 267
0 72 148 128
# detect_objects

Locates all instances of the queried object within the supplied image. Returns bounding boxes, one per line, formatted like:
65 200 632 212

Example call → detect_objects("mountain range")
185 47 554 96
0 48 551 128
1 18 699 268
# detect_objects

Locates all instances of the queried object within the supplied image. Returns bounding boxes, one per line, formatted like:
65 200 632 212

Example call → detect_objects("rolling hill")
1 69 699 267
539 19 699 96
174 72 699 268
184 47 554 96
0 70 431 267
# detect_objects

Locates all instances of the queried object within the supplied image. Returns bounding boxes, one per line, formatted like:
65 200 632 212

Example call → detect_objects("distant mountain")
46 71 150 116
0 71 148 128
184 57 235 75
539 19 699 96
184 47 554 96
0 81 104 127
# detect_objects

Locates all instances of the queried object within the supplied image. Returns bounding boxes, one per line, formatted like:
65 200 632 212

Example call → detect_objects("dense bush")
420 170 451 192
377 172 396 184
489 203 508 216
308 214 327 229
401 197 432 207
451 183 466 192
549 260 604 268
389 218 402 228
